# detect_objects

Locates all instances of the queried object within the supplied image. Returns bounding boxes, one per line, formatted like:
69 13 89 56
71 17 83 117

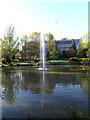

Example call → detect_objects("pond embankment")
1 58 90 69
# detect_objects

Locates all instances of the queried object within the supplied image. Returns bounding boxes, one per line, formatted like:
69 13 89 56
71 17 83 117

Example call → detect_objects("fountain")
40 34 45 70
38 33 49 71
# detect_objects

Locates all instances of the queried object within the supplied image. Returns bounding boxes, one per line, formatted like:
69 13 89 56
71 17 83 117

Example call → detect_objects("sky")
0 0 88 40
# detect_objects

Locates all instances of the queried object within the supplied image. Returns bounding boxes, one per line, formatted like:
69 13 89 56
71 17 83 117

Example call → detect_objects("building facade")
56 39 80 52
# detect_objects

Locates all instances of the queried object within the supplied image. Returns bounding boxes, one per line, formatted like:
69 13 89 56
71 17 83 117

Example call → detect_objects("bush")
78 58 90 65
2 58 6 64
69 57 80 64
69 57 90 65
69 57 78 61
78 58 88 61
17 57 22 62
34 60 39 62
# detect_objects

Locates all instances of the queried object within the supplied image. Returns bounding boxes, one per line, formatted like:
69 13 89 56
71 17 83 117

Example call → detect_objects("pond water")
2 65 89 119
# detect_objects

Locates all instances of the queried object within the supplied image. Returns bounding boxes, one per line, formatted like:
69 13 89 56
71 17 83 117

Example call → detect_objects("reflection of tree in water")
50 65 90 73
45 74 57 94
21 71 57 95
2 66 89 105
2 69 20 105
2 68 58 104
22 71 42 94
2 70 77 105
79 72 89 97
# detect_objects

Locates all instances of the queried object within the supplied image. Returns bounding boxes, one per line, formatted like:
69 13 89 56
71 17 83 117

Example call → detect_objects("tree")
27 40 40 62
82 33 89 57
30 32 40 41
77 37 84 58
0 40 2 63
21 34 28 61
1 24 20 63
45 32 59 60
21 32 40 62
49 40 60 60
25 32 40 62
87 42 90 58
77 33 88 58
72 39 76 50
44 32 54 41
68 40 76 57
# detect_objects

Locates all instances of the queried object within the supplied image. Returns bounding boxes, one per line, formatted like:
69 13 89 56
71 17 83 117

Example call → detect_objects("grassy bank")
1 58 90 68
1 59 70 67
11 62 38 66
47 60 70 65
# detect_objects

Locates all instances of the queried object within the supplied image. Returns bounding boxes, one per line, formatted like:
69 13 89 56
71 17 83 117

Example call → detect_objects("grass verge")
47 60 70 65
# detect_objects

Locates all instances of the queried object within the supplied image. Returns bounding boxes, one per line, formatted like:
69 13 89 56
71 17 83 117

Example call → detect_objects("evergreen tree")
77 37 83 57
72 39 76 50
68 39 76 57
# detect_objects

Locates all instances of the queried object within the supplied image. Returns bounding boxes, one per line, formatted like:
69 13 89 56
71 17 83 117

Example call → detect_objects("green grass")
11 60 70 66
47 60 70 65
1 63 8 67
11 62 38 66
1 59 70 67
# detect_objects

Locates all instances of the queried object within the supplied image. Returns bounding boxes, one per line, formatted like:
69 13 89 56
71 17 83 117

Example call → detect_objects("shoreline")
1 61 90 68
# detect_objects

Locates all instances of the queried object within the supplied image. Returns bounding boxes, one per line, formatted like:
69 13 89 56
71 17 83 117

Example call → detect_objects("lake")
1 65 89 119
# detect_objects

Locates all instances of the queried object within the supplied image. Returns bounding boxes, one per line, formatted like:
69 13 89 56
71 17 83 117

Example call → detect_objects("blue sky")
0 0 88 40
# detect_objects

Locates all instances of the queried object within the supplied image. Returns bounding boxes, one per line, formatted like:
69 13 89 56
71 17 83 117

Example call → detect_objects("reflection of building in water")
56 74 80 86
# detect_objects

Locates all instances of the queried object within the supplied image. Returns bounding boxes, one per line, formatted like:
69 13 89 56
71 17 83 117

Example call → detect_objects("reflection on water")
41 70 45 108
2 65 89 118
0 68 2 119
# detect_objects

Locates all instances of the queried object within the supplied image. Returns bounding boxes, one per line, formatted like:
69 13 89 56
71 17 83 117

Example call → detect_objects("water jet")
37 33 49 71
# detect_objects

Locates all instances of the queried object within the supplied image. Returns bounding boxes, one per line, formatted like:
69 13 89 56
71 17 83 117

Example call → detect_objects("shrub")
69 57 90 65
69 57 80 64
78 58 90 65
78 58 88 61
2 58 6 64
69 57 78 61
